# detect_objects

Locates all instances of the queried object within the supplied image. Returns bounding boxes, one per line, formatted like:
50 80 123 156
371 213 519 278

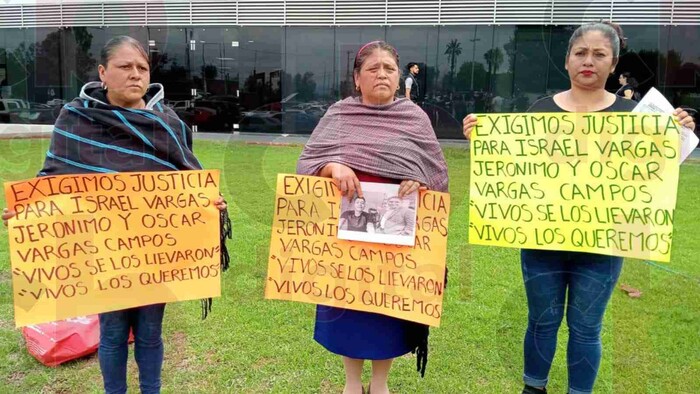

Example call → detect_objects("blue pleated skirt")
314 305 421 360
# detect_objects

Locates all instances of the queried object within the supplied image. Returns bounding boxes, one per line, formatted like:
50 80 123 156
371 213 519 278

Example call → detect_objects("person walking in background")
616 71 639 100
463 21 695 394
404 62 420 103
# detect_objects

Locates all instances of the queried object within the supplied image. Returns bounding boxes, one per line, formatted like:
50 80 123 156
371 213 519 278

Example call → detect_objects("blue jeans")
521 249 622 394
98 304 166 394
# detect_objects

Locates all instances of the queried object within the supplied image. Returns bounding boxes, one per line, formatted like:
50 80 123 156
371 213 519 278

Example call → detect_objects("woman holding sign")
297 41 448 394
462 22 695 394
3 36 230 394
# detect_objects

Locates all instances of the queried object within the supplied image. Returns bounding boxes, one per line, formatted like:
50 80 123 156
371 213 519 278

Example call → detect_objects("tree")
202 64 218 80
69 27 96 85
503 36 517 75
294 72 317 101
484 48 504 77
444 39 462 88
455 61 488 92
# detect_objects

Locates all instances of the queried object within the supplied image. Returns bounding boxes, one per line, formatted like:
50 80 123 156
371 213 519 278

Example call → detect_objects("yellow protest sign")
469 112 680 262
265 174 449 327
5 170 222 327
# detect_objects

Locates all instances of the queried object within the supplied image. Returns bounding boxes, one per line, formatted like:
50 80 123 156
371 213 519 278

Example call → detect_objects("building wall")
1 25 698 137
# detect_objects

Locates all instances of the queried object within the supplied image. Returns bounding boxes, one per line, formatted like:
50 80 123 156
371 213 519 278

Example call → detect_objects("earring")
355 85 360 91
101 82 107 91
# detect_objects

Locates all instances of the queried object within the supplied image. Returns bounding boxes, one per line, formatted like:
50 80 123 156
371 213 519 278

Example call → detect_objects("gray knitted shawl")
297 96 449 192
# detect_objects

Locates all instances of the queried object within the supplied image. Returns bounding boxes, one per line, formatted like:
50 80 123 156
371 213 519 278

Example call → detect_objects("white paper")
337 181 418 246
633 87 699 164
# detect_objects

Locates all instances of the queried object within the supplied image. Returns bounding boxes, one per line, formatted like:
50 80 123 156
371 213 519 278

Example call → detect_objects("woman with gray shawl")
297 41 448 394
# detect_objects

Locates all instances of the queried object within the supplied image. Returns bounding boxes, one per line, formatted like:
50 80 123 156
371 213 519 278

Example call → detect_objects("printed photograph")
337 181 417 246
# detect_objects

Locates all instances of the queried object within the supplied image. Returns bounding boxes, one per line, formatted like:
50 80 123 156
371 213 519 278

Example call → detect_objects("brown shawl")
297 96 449 192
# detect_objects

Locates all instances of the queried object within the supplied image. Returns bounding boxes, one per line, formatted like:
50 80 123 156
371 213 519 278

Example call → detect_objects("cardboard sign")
5 170 222 327
469 112 680 262
265 174 450 327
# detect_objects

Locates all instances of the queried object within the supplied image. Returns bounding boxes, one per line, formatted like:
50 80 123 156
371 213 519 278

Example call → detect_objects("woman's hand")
398 180 427 198
462 114 478 140
674 107 696 130
322 163 362 199
214 196 227 211
2 208 16 227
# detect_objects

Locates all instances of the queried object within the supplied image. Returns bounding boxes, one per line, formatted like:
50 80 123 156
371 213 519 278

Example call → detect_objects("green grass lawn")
0 139 698 393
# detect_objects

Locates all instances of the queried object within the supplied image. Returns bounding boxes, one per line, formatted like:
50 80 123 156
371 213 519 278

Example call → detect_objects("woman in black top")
616 71 638 100
462 22 694 394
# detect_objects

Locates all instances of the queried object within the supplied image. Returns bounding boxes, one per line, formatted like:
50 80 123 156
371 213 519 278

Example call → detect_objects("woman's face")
354 49 400 105
619 74 627 85
98 44 150 108
565 31 616 91
354 199 366 211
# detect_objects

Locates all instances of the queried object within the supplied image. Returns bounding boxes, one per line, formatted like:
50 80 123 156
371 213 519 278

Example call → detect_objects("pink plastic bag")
22 315 100 367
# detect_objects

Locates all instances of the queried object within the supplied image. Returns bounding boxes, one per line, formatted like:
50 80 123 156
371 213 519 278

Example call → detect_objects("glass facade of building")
0 25 698 138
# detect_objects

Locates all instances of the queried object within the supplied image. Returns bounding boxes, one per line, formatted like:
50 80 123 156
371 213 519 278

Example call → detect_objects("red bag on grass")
22 315 99 367
22 315 135 367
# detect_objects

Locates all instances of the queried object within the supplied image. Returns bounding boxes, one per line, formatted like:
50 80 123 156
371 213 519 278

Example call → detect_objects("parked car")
0 100 10 123
239 112 282 133
0 99 51 123
170 96 240 132
272 110 320 134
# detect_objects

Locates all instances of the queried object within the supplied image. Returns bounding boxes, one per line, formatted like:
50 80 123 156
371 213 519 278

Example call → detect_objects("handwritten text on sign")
5 170 222 327
265 174 449 327
468 113 680 262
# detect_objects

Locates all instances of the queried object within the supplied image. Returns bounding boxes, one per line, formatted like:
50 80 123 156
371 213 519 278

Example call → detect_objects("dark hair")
100 36 150 67
353 196 366 203
567 21 627 59
620 72 639 88
406 62 418 71
353 41 400 77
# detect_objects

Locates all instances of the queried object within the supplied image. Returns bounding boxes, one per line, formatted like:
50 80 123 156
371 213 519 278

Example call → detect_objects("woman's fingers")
331 163 361 199
2 208 16 227
352 177 363 199
670 107 696 132
2 209 16 220
462 114 477 140
345 178 356 199
398 181 410 197
212 196 227 211
675 109 689 122
398 180 421 197
330 177 341 193
674 108 696 130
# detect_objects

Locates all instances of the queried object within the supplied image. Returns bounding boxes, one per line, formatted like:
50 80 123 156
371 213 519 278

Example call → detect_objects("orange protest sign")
5 170 222 327
265 174 449 327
